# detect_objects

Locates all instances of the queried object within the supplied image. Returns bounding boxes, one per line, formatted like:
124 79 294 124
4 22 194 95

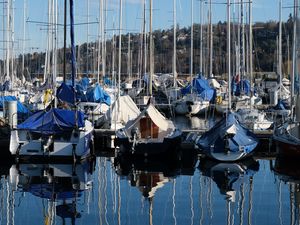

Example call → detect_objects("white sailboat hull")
9 120 94 161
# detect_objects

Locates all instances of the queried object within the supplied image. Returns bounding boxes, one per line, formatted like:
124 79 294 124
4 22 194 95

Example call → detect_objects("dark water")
0 116 298 225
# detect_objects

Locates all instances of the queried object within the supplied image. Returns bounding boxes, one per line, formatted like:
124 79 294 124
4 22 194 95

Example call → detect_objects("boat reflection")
199 157 259 201
114 148 198 179
274 157 300 225
9 159 95 224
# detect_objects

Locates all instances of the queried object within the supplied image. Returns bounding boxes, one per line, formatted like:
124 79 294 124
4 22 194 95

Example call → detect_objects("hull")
10 121 94 161
207 143 257 162
115 131 182 157
273 122 300 158
173 100 209 115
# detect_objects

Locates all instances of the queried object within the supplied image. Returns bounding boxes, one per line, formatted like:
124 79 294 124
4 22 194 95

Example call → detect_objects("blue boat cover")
0 96 30 115
181 76 216 102
1 80 10 91
57 82 76 105
85 84 111 105
17 108 84 134
273 99 289 110
232 78 251 96
197 113 258 154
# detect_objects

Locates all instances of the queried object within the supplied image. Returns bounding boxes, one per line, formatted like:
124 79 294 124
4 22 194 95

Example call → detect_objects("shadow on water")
198 157 259 201
114 146 199 179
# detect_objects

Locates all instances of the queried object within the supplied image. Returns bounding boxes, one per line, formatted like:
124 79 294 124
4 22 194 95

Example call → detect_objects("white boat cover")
209 78 221 89
107 95 140 129
123 103 174 133
146 104 174 131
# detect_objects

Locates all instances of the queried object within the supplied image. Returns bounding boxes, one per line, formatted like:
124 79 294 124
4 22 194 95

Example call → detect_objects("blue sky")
1 0 295 56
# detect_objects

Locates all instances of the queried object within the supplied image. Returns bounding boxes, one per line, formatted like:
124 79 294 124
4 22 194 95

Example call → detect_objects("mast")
97 0 103 83
291 0 298 115
63 0 67 82
149 0 153 96
241 0 246 83
118 0 123 98
143 0 147 78
173 0 177 87
279 0 282 99
227 0 231 111
209 0 213 77
70 0 76 87
22 0 26 79
86 0 90 77
190 0 194 88
249 0 253 110
6 0 10 84
199 0 203 75
53 0 58 107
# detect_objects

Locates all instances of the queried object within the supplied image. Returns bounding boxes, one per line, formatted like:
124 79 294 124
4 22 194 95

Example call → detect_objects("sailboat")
172 0 211 116
195 0 258 162
115 0 181 157
273 0 300 157
115 99 182 156
9 0 94 162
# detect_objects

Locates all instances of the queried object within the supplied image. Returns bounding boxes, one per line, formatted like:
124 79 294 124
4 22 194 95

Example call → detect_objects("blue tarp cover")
273 99 289 110
197 113 258 154
0 96 30 115
56 82 75 105
181 76 216 102
85 84 111 105
232 79 251 96
17 108 84 134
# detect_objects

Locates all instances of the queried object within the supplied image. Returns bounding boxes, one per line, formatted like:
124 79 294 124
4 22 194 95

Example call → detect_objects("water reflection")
274 157 300 225
199 158 259 201
8 159 95 225
1 152 299 224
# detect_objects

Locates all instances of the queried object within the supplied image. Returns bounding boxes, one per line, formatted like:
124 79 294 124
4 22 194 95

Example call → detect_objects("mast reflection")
9 159 95 225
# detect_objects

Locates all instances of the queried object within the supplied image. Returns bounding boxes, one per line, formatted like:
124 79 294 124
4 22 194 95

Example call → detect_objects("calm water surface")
0 154 298 225
0 116 298 225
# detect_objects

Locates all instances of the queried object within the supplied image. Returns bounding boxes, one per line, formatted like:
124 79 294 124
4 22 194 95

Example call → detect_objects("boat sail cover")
56 82 76 105
77 84 111 105
197 113 258 153
17 108 84 135
124 103 174 135
181 76 216 102
104 95 140 130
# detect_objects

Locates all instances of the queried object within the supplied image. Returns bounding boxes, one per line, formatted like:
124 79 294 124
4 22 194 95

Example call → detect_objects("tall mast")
199 0 203 75
279 0 282 99
241 0 246 82
143 0 147 77
63 0 67 82
70 0 76 87
149 0 153 96
6 0 10 84
291 0 297 111
227 0 231 111
11 0 14 87
209 0 213 77
118 0 123 98
249 0 253 110
173 0 177 87
22 0 26 78
190 0 194 86
86 0 90 77
97 0 102 83
101 0 106 80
